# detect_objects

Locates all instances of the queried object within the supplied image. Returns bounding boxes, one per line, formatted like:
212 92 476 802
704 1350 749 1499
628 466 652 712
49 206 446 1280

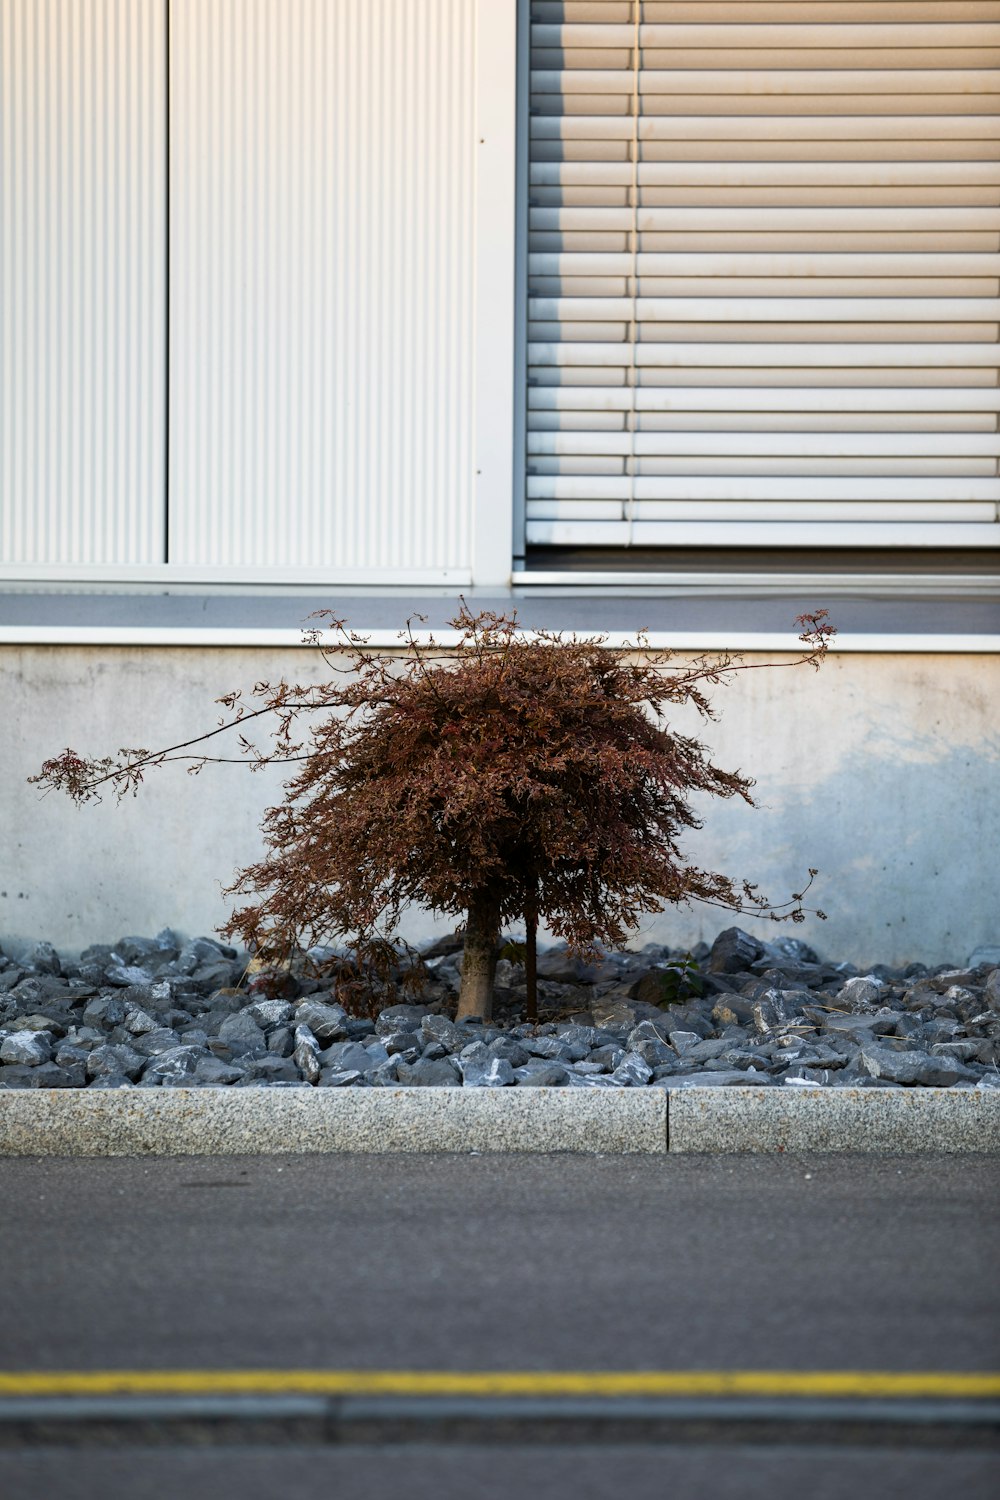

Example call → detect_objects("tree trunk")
524 901 538 1024
455 892 501 1020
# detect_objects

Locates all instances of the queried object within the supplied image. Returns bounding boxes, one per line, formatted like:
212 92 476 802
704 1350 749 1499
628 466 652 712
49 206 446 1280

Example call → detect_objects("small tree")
32 605 833 1021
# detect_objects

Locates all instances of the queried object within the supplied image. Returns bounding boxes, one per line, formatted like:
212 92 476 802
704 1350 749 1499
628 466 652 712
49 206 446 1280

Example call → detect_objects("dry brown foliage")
31 604 834 1019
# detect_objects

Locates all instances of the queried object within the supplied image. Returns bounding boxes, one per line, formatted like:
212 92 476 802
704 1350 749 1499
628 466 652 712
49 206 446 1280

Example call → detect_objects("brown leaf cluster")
30 604 834 1012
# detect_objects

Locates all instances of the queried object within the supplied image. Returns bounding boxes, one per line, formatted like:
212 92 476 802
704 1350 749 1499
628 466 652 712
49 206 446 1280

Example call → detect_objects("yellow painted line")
0 1370 997 1400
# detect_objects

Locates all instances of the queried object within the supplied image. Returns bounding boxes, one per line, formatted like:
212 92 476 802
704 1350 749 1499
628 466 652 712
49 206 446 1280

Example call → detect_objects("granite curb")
0 1086 998 1156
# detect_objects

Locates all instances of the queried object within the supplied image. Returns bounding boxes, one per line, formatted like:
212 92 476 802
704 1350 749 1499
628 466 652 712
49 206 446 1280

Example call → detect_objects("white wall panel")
168 0 477 577
1 0 166 565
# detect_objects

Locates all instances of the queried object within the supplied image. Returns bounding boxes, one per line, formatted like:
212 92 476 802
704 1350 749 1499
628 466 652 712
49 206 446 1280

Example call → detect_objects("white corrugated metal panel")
168 0 476 575
524 0 1000 551
1 0 166 566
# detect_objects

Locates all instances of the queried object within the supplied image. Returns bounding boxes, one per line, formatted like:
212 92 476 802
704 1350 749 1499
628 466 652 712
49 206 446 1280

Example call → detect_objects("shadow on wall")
649 704 1000 969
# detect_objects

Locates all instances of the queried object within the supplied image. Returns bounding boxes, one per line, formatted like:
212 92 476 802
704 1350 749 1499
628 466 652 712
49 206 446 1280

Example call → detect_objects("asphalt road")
1 1153 997 1499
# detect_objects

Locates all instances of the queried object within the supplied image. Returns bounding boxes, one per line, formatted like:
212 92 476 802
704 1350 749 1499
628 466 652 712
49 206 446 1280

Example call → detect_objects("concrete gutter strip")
666 1087 1000 1155
0 1086 998 1156
0 1088 667 1157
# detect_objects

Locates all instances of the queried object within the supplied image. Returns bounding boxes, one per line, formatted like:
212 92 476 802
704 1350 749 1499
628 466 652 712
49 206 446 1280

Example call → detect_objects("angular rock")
123 1006 159 1036
420 1014 464 1051
522 1035 573 1063
858 1044 967 1088
751 993 798 1033
317 1069 367 1088
86 1043 145 1082
610 1051 653 1087
319 1040 373 1075
141 1046 201 1085
769 936 820 965
5 1011 66 1036
711 996 755 1028
822 1010 896 1037
0 1031 52 1067
380 1029 424 1056
459 1045 515 1087
374 1004 426 1036
485 1036 530 1069
267 1027 295 1058
676 1036 729 1063
771 1041 848 1071
194 1055 246 1085
189 960 240 992
707 927 764 975
629 1037 675 1067
395 1057 460 1087
295 999 350 1043
31 1061 84 1088
513 1062 569 1087
82 995 127 1029
132 1027 186 1058
589 998 644 1032
177 937 236 973
241 1057 303 1084
555 1021 600 1046
204 990 246 1018
25 941 62 976
54 1042 91 1071
626 1020 670 1048
536 949 602 985
293 1024 322 1085
246 998 296 1030
661 1001 713 1037
104 964 157 988
930 1040 983 1063
218 1012 267 1058
709 1048 776 1072
834 975 885 1013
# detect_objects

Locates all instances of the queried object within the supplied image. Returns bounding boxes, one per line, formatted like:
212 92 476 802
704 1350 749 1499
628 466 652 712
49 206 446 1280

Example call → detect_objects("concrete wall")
3 644 997 967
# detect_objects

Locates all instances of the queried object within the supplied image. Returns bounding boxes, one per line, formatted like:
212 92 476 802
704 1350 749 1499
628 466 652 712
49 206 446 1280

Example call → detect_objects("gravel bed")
1 927 999 1093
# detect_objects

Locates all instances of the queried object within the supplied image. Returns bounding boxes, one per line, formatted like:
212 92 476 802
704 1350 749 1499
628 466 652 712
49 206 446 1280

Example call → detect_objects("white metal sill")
512 570 1000 599
0 625 996 654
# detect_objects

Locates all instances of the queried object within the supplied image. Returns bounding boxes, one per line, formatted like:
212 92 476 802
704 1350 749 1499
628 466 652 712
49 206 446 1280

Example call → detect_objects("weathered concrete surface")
667 1086 1000 1155
0 1086 668 1156
4 644 1000 964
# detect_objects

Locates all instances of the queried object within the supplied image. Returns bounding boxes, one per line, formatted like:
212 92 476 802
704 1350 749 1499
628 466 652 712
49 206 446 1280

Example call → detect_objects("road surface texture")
0 1153 997 1499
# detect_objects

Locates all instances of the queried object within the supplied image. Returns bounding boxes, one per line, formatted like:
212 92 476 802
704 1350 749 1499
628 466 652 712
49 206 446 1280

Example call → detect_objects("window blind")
524 0 1000 549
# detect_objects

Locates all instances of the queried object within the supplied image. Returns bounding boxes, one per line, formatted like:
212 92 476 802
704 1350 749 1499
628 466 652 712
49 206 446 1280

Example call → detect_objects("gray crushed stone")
0 926 998 1093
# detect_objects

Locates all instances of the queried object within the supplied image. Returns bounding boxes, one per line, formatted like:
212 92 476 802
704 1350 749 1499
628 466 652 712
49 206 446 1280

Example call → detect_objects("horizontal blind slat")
528 431 1000 456
527 502 994 524
528 296 1000 321
531 114 1000 139
531 23 1000 48
526 475 1000 501
528 252 1000 275
529 68 999 95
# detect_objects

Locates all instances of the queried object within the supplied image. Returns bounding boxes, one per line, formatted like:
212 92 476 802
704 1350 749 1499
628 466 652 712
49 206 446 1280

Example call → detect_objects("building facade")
2 1 998 961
